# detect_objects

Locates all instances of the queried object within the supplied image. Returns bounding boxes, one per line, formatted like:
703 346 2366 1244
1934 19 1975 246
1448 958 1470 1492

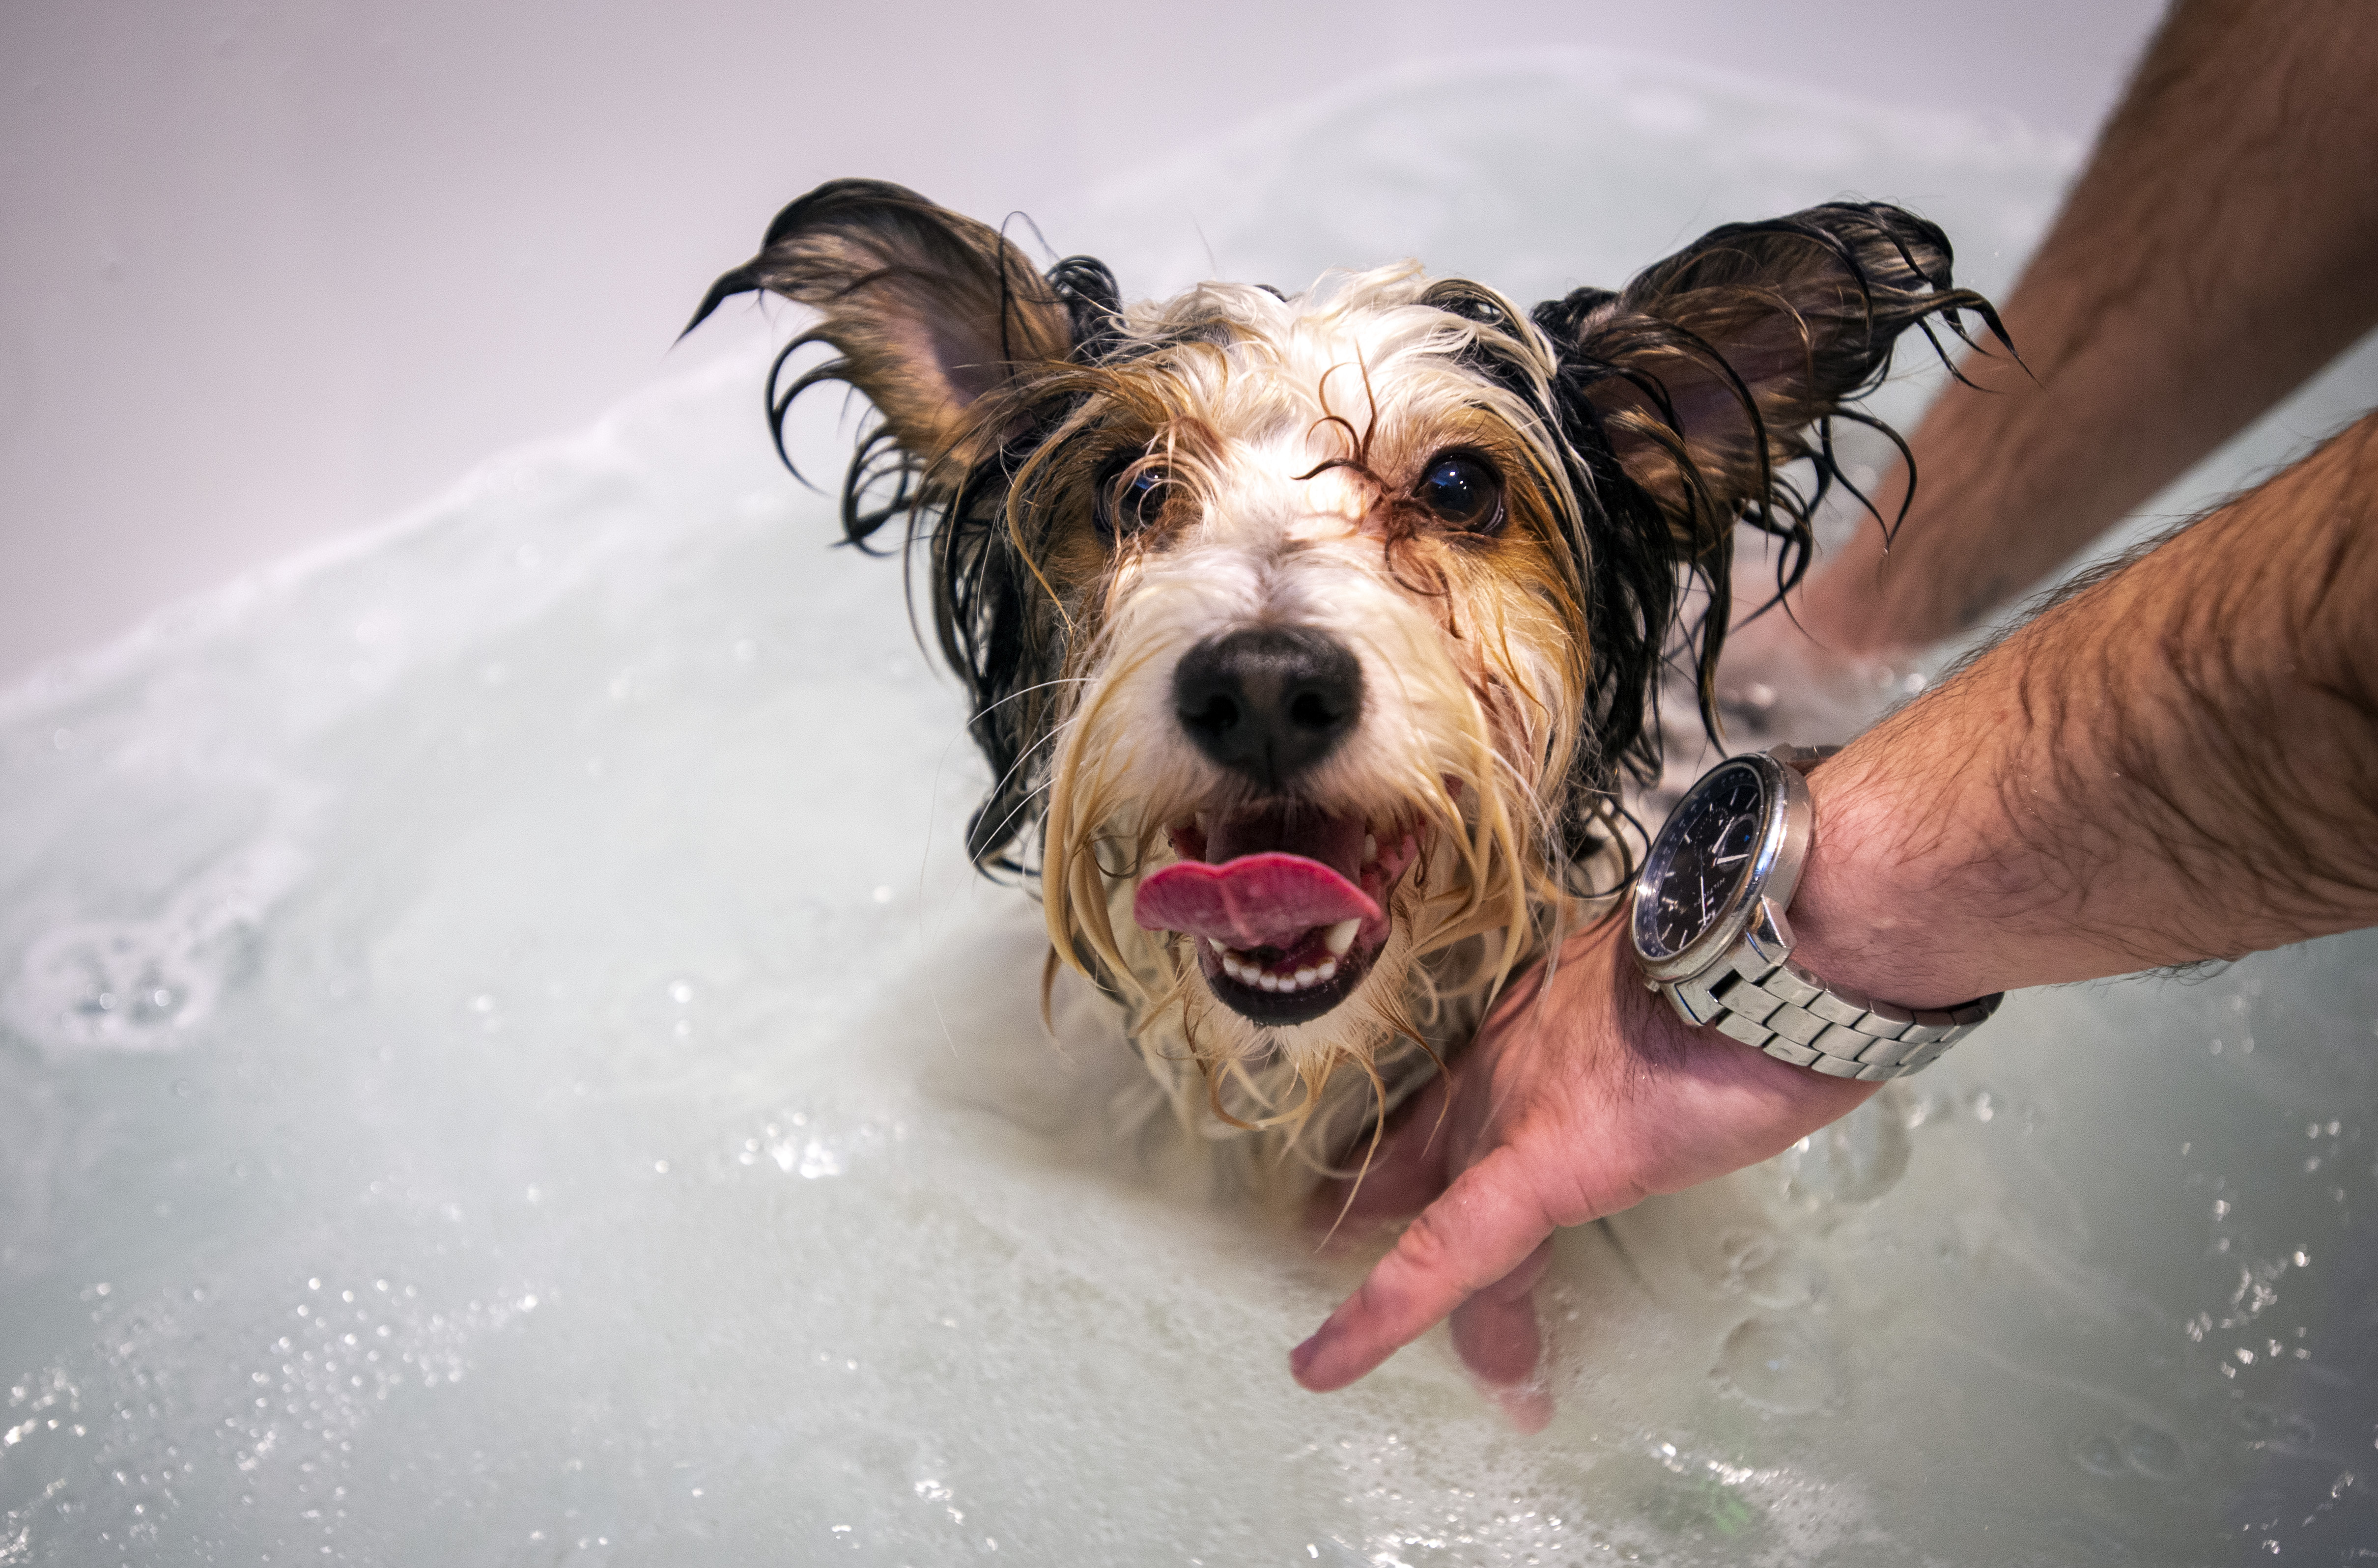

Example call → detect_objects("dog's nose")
1171 627 1363 790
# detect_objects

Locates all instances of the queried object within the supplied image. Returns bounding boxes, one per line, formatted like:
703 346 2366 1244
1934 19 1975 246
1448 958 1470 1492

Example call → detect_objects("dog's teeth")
1362 833 1378 863
1215 941 1354 994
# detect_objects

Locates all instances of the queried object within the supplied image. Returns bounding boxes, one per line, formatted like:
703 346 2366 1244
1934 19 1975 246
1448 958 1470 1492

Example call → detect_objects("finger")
1306 1068 1455 1237
1489 1379 1554 1434
1448 1237 1553 1388
1289 1147 1555 1392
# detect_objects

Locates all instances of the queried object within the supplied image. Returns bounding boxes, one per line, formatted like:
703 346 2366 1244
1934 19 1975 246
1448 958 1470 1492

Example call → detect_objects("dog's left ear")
684 178 1078 470
1534 203 2004 537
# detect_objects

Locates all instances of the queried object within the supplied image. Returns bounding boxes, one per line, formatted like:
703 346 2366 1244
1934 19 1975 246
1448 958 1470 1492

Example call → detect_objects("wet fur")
688 179 2002 1178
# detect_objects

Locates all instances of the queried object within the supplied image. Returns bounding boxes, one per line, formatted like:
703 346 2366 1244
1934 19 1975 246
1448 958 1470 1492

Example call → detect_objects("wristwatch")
1630 745 2001 1079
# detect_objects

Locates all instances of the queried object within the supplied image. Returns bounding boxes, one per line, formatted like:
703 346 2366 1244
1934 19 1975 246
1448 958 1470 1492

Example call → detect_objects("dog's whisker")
967 691 1090 807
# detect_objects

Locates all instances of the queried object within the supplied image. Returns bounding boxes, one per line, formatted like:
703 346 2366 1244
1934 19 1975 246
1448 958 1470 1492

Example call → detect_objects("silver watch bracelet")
1670 936 2003 1081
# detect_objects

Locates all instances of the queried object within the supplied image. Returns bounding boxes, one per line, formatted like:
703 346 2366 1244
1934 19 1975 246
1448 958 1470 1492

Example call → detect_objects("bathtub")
3 54 2373 1565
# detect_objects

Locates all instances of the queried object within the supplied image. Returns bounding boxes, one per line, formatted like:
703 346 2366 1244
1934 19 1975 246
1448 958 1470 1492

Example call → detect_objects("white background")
0 0 2167 685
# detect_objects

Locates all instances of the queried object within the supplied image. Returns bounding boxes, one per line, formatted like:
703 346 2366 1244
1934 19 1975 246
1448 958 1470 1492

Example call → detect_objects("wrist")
1629 747 2002 1081
1785 750 2000 1010
1591 915 1874 1095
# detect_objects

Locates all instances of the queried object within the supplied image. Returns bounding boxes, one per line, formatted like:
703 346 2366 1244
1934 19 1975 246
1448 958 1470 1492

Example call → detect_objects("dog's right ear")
684 179 1076 469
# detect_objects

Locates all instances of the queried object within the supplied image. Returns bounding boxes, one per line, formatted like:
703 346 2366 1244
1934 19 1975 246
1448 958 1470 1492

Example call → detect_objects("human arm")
1787 412 2378 1000
1763 0 2378 662
1291 411 2378 1398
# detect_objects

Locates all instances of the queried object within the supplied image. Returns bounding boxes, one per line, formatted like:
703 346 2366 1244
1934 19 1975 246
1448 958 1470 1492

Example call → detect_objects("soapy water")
4 53 2376 1566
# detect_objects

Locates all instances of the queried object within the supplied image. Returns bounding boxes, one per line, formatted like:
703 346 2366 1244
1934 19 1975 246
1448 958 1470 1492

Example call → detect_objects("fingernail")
1289 1334 1320 1380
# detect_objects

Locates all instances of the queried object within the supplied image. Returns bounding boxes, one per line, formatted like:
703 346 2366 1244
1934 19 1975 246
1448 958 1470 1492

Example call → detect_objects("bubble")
2120 1423 2184 1482
0 837 304 1055
1714 1231 1824 1310
2073 1433 2127 1477
1711 1317 1841 1415
1 922 216 1053
1775 1089 1911 1206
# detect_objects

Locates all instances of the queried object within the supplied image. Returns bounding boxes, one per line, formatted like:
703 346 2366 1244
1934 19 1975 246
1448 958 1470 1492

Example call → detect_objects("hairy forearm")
1799 0 2378 654
1789 413 2378 1006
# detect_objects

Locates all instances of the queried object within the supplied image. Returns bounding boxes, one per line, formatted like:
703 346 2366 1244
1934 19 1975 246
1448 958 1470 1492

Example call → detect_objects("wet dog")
687 180 1996 1172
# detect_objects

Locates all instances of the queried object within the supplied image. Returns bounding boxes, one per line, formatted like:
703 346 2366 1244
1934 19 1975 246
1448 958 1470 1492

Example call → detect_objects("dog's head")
690 179 1996 1102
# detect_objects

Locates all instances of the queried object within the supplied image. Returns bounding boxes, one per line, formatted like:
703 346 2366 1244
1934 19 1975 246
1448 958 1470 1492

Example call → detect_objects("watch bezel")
1631 749 1814 985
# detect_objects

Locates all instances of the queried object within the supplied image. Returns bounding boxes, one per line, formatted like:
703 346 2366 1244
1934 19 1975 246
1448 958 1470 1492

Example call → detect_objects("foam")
4 52 2375 1564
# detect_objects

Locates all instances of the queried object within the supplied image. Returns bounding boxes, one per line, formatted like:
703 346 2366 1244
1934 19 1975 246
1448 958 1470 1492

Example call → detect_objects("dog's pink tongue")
1133 854 1379 951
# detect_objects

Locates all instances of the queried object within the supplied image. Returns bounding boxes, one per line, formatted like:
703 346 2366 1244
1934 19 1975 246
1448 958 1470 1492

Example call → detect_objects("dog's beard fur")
688 179 2005 1178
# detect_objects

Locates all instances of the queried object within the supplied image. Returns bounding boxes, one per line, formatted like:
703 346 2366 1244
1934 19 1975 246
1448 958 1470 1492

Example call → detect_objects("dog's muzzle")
1134 627 1416 1026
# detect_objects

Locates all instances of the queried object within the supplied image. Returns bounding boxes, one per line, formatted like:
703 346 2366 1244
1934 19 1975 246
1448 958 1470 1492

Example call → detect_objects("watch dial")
1635 761 1768 960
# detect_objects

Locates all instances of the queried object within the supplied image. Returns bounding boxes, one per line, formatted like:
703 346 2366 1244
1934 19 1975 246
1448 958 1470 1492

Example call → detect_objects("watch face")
1634 759 1769 961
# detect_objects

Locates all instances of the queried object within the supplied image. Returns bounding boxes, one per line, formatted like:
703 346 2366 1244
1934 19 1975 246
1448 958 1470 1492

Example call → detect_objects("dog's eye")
1097 461 1169 540
1415 453 1503 532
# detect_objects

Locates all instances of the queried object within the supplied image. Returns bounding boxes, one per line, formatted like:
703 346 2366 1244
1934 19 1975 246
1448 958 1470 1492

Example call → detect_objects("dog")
686 179 1998 1181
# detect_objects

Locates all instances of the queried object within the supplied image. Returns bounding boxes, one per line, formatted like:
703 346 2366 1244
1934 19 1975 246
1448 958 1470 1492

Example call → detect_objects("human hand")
1287 920 1880 1425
